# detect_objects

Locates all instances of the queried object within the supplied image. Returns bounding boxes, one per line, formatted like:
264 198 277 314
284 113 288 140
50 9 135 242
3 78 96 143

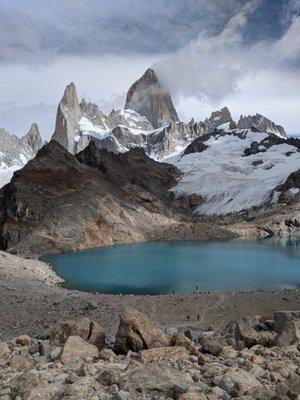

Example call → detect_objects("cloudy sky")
0 0 299 139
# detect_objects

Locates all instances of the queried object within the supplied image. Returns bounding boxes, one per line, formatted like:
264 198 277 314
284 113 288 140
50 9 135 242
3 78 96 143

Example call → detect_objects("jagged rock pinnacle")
51 82 82 154
125 68 179 129
21 122 43 153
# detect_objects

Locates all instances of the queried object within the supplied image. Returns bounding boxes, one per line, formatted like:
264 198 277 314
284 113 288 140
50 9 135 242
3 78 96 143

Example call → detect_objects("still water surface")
42 239 300 295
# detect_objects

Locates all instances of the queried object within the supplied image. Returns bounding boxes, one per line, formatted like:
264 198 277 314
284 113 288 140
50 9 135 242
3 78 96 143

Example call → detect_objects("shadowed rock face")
0 140 234 254
0 140 176 254
125 68 179 129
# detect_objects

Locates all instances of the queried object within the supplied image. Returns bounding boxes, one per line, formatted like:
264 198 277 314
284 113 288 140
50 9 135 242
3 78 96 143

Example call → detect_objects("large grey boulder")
274 320 300 347
113 308 171 354
274 310 300 332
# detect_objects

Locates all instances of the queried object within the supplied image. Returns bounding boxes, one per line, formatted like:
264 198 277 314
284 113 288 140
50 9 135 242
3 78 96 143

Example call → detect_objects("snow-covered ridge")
170 127 299 215
0 124 43 188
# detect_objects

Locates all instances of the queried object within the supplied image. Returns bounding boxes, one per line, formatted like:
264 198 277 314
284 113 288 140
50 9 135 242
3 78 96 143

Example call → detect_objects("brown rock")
219 368 263 394
16 335 31 346
99 348 118 363
113 308 171 354
250 354 264 365
234 320 260 348
50 317 105 350
138 346 189 364
172 332 199 354
219 346 238 359
121 363 193 394
60 335 99 364
0 342 10 358
10 355 33 371
200 336 226 356
10 371 39 400
178 391 207 400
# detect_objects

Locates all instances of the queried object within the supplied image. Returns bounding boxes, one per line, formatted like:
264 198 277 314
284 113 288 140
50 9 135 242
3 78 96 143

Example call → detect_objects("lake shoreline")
1 250 300 340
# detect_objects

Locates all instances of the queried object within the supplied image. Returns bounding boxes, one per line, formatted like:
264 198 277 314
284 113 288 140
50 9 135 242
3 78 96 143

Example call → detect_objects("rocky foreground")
1 308 300 400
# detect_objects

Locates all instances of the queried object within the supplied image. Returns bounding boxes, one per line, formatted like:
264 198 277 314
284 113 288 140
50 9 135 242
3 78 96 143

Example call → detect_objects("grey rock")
205 106 234 129
50 346 62 361
274 310 300 332
237 113 287 138
125 67 179 129
52 82 82 154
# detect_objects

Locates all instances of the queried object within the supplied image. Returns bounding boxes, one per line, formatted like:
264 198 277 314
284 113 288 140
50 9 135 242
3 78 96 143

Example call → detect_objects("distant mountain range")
0 67 298 255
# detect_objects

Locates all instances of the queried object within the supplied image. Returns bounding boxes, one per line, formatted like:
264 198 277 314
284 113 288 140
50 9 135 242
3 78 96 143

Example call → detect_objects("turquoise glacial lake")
42 239 300 295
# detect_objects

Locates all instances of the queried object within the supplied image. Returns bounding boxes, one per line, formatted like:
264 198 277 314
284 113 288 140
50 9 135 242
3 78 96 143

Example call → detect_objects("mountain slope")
170 126 300 215
0 140 232 254
0 123 43 187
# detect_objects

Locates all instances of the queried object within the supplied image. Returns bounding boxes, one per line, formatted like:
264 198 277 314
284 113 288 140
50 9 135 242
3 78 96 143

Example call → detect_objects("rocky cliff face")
0 140 231 254
125 68 179 129
50 72 289 163
52 82 82 154
237 113 287 138
205 106 234 129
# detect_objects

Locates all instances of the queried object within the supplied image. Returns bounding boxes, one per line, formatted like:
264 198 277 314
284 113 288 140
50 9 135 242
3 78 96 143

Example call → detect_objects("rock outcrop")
20 122 43 153
0 140 232 254
52 82 82 154
113 308 171 354
125 67 179 129
0 124 43 188
237 113 287 138
205 106 234 129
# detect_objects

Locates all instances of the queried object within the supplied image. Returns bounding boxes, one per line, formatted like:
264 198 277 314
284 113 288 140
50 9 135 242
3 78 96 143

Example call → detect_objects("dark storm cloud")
0 0 294 63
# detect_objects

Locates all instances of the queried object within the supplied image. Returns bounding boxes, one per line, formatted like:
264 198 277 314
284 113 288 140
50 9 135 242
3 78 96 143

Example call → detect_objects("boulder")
276 376 300 399
225 319 273 348
98 370 121 386
274 311 300 332
172 332 199 354
120 363 193 395
138 346 189 364
274 320 300 347
16 335 31 346
60 335 99 364
177 391 208 400
113 308 171 354
200 337 227 356
99 348 118 363
219 368 262 394
0 342 10 358
10 355 33 371
10 371 40 400
50 317 105 350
